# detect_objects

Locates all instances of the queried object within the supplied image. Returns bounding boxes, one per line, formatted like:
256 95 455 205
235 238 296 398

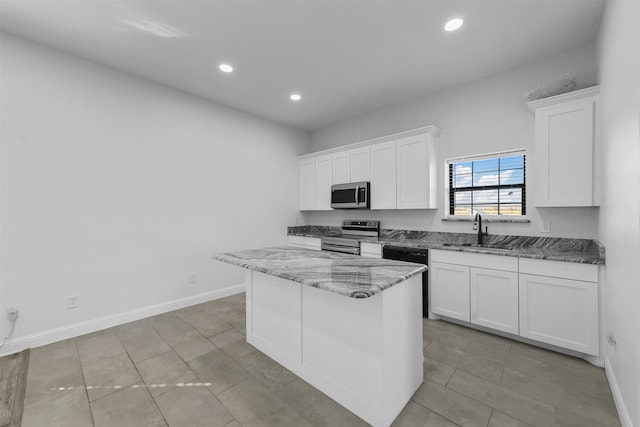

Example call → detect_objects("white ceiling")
0 0 605 132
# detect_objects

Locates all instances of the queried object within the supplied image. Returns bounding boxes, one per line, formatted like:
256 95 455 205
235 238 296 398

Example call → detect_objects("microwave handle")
355 185 359 205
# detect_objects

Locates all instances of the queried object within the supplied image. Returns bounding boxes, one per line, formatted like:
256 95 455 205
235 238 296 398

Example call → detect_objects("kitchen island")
212 246 426 427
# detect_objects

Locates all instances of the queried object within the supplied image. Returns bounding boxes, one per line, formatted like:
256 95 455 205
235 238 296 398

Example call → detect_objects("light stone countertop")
212 246 426 299
287 226 605 265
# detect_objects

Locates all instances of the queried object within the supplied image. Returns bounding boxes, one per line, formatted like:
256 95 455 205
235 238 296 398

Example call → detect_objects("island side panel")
246 271 302 372
382 274 424 426
300 285 384 425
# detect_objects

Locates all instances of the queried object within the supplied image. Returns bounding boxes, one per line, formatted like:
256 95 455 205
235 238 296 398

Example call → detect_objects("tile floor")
15 293 620 426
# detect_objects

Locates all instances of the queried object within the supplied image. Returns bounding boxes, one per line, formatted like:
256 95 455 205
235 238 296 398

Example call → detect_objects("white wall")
0 32 309 354
597 1 640 425
306 43 599 238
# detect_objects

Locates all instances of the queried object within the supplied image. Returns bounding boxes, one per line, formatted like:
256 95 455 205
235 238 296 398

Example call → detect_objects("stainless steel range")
321 220 380 255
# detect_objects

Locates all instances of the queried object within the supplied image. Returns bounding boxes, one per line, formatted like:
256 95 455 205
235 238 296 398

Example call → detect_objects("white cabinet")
333 146 370 185
360 242 382 258
396 134 437 209
430 261 470 321
519 258 599 356
370 140 397 209
350 146 371 182
298 158 316 211
470 267 519 334
287 235 321 250
430 250 518 327
315 155 333 210
332 151 351 185
529 86 600 207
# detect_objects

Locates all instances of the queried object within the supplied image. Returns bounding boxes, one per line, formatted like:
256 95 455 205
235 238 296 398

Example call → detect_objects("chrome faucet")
474 213 488 244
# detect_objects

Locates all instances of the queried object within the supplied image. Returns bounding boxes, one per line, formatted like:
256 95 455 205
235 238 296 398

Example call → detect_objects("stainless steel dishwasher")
382 246 428 318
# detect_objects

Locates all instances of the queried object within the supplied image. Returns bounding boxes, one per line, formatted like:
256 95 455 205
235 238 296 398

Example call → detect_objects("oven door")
331 182 370 209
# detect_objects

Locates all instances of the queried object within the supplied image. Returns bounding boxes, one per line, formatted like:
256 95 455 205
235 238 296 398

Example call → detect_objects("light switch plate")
540 221 550 233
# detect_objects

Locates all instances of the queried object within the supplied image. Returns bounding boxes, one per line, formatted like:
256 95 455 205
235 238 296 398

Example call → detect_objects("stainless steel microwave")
331 182 370 209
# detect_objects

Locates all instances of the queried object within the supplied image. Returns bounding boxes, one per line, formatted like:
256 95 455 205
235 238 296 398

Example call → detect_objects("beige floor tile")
28 339 77 365
423 356 455 386
146 313 195 339
25 351 85 405
412 379 492 427
91 385 166 427
22 389 93 427
188 348 250 395
488 410 532 427
392 401 458 426
178 310 233 337
81 352 141 401
115 319 156 340
218 378 304 427
136 350 197 397
448 369 554 427
500 367 620 426
166 329 217 362
119 328 171 363
464 339 511 363
509 342 604 380
423 326 471 351
467 329 514 351
425 341 505 384
226 313 247 335
237 350 298 392
155 386 234 427
210 328 257 359
275 378 368 427
77 330 126 364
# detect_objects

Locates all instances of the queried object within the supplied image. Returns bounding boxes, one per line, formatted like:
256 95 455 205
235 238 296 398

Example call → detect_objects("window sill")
442 217 531 223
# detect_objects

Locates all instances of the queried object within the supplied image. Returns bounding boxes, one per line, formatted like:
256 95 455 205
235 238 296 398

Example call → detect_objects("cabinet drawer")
519 258 597 282
304 237 321 250
287 235 305 247
361 242 382 258
430 250 518 272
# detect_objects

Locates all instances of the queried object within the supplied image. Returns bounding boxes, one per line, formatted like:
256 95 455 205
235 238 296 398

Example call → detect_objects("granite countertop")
212 246 427 299
288 227 606 265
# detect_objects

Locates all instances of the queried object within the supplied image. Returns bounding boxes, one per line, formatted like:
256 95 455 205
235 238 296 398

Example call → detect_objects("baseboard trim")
0 283 245 357
605 356 634 427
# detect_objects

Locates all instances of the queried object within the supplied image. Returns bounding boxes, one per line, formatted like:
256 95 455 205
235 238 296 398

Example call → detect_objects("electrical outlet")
540 221 550 233
188 273 198 284
6 306 19 322
67 295 80 309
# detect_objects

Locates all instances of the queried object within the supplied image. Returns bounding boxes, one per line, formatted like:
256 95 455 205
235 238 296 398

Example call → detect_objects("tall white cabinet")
528 86 600 207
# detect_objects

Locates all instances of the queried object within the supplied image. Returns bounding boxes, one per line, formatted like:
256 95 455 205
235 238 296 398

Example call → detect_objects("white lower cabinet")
360 242 382 258
470 267 519 334
519 258 599 356
430 262 470 322
430 250 600 357
287 235 321 250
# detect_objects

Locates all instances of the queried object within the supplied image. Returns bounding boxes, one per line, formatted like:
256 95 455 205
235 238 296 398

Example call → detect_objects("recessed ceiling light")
219 63 234 73
290 93 302 102
444 18 463 32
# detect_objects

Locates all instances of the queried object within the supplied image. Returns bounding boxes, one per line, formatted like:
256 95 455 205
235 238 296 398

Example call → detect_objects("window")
448 151 526 216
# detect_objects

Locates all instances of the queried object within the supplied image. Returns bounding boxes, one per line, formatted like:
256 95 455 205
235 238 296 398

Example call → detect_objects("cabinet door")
333 151 351 184
519 274 598 356
535 99 595 206
350 146 371 182
370 141 397 209
298 158 316 210
315 155 333 210
396 134 428 209
430 262 470 321
470 267 519 334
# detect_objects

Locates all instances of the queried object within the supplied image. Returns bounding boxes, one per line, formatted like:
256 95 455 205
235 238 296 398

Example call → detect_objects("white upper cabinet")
298 126 439 211
350 146 371 182
396 133 437 209
332 151 351 185
529 86 600 207
315 154 333 210
371 140 397 209
298 158 316 211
